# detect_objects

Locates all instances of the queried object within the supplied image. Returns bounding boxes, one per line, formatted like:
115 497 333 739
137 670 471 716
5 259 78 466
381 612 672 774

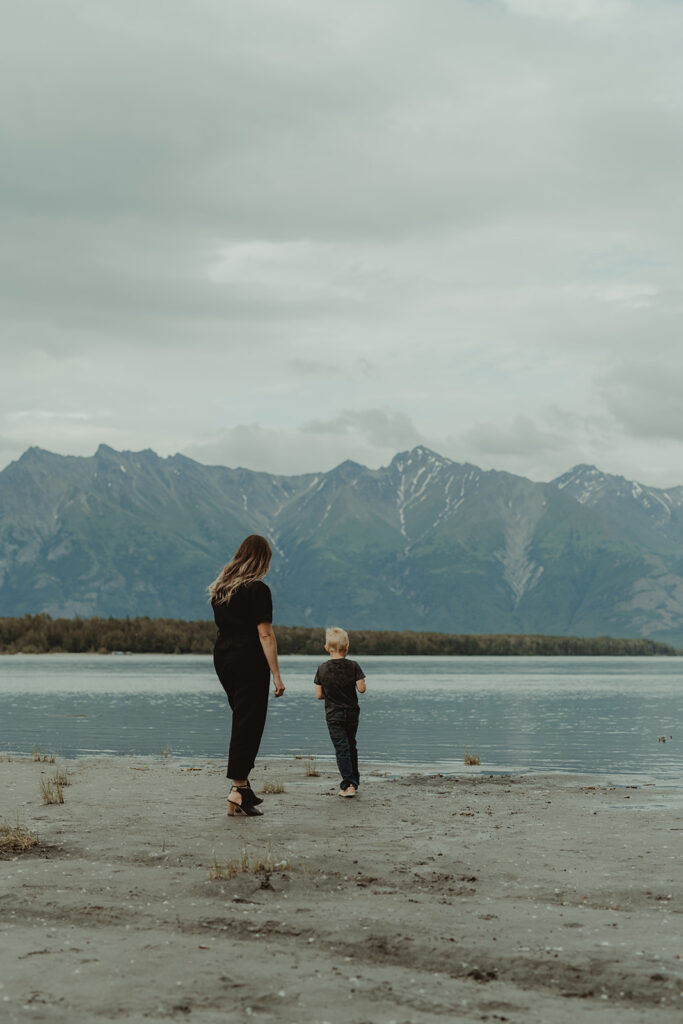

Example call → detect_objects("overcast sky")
2 0 682 486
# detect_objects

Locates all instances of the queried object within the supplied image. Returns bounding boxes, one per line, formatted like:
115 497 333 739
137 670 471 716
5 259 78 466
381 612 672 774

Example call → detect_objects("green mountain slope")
1 444 682 643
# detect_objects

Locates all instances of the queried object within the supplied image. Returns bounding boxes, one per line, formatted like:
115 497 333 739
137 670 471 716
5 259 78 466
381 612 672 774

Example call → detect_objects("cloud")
599 363 683 442
460 416 566 458
1 1 683 487
499 0 630 22
6 410 90 424
288 356 376 378
303 409 423 447
185 409 423 475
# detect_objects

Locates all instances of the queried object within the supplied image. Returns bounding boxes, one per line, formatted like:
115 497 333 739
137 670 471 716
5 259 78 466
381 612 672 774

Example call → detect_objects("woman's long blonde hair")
208 534 272 605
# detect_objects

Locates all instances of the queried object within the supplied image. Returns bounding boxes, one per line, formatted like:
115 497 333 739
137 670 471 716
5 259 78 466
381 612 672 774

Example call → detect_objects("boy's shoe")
339 784 356 798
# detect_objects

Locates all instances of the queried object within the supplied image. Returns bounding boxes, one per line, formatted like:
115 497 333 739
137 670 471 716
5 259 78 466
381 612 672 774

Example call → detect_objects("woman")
208 534 285 816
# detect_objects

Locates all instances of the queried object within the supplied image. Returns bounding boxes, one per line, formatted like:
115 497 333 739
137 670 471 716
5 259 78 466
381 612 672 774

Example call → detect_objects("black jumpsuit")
212 581 273 780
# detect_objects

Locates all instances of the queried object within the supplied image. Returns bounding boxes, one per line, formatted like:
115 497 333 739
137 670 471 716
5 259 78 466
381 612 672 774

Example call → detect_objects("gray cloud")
600 363 683 442
1 1 683 486
185 409 422 475
460 416 567 458
303 410 423 447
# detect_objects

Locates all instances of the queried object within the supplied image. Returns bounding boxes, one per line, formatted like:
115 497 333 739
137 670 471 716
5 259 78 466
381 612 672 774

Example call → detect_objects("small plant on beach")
209 842 292 880
464 751 481 766
304 756 320 777
53 768 71 787
0 821 39 855
32 748 55 763
40 775 65 805
261 779 286 794
156 745 173 760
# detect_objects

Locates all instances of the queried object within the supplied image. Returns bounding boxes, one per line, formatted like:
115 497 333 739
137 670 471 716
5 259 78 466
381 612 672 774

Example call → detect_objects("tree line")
0 614 676 656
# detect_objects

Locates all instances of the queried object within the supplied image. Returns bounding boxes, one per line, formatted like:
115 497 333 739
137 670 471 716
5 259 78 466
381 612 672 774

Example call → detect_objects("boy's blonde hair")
325 626 349 652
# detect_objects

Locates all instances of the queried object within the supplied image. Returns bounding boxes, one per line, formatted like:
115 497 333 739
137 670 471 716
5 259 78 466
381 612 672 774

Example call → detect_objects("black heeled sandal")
245 779 263 806
227 786 263 817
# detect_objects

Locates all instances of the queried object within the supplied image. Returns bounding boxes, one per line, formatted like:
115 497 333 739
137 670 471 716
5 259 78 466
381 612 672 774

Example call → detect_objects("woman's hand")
258 623 285 696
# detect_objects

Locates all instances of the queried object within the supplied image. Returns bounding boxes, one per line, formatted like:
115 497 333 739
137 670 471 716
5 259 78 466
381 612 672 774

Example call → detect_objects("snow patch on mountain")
494 518 544 606
553 464 683 528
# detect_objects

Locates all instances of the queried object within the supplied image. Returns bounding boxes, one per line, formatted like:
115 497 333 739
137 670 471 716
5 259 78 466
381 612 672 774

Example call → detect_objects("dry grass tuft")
40 775 65 805
464 751 481 766
32 748 55 763
0 822 39 854
209 842 292 880
156 746 173 760
304 756 320 777
53 768 71 787
261 779 286 794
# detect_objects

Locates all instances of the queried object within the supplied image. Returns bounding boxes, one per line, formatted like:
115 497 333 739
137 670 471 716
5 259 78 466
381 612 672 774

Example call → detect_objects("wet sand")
1 755 681 1023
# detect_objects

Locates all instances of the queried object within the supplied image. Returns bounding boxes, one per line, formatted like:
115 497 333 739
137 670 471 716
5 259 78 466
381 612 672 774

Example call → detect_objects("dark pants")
326 709 360 789
213 652 269 780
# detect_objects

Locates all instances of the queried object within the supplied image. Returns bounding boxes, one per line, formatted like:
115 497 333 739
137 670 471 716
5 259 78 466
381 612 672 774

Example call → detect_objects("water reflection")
0 654 681 779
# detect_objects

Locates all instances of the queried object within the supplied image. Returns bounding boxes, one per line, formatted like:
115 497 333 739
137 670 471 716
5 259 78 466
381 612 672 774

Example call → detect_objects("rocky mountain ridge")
1 444 682 645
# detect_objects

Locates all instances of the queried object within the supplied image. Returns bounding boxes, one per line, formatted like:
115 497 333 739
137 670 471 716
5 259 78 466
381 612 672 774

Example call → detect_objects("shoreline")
2 650 681 657
2 756 681 1022
4 749 682 790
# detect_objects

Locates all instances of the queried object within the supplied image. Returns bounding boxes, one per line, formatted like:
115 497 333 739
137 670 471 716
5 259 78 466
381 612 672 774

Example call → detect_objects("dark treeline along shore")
0 614 676 657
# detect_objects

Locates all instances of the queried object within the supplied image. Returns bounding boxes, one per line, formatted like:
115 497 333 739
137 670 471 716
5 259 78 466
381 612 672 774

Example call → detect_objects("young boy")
314 627 367 797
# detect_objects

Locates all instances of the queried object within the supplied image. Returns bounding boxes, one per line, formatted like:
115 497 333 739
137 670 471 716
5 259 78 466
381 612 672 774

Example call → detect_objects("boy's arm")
356 677 366 694
315 683 324 700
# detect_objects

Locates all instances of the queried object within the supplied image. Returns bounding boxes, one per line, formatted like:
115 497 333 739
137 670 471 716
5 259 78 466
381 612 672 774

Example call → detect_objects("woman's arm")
257 623 285 697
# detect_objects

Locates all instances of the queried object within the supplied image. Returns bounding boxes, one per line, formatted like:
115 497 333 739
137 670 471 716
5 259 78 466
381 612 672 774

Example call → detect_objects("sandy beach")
1 755 681 1023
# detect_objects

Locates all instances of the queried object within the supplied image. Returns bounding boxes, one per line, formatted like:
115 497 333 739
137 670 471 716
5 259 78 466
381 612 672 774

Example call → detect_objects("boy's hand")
273 679 285 697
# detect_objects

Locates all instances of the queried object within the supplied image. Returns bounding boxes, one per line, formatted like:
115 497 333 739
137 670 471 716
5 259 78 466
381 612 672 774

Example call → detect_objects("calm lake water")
0 655 681 781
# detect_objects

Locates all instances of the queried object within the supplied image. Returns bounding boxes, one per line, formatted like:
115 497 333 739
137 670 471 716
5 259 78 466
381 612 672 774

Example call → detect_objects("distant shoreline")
0 614 677 656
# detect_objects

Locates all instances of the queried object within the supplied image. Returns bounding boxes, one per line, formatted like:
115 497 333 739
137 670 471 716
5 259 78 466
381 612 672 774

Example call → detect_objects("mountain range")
1 444 683 645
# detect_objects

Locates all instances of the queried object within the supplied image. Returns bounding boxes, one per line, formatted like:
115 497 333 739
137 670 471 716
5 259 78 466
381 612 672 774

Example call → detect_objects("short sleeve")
251 582 272 624
354 661 365 681
314 667 321 686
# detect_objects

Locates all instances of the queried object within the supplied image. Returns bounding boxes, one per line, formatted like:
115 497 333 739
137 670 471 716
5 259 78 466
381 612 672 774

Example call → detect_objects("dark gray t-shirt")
314 658 365 719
